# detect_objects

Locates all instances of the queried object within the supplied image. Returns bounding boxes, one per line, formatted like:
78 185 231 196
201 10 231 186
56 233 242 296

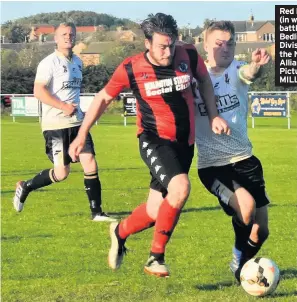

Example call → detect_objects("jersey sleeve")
237 61 253 85
180 43 208 81
35 59 53 85
104 61 130 98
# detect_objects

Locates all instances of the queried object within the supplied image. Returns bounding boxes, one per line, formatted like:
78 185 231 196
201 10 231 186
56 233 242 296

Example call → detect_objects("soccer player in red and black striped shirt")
69 13 229 277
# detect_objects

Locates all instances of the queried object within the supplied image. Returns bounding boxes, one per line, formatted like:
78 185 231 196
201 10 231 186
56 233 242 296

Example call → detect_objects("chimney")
249 12 254 27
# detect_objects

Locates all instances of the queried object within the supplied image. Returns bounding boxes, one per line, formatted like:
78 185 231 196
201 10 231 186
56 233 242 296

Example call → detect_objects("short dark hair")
140 13 178 41
205 21 235 40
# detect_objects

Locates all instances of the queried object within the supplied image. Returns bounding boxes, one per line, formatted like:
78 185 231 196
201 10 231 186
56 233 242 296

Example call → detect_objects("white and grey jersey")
35 50 84 131
195 60 253 169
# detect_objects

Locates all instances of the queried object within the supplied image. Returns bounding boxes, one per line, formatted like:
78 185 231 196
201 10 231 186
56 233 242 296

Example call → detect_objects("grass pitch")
1 114 297 301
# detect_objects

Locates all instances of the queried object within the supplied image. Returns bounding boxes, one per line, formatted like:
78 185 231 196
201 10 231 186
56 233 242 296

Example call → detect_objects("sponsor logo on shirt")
144 74 191 97
197 94 240 116
61 77 82 90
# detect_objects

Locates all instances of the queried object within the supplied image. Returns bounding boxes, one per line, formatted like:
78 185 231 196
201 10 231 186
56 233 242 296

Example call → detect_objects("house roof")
31 24 55 28
234 42 274 54
232 21 274 32
195 41 274 55
35 27 55 35
76 26 97 33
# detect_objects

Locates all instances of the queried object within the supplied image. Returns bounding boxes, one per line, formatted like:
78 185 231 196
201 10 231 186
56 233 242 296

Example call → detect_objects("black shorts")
198 155 270 216
43 126 95 166
139 133 194 196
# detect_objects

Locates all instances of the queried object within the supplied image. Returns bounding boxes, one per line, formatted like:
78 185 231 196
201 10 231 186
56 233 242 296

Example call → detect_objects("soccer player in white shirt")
194 21 271 281
13 22 116 222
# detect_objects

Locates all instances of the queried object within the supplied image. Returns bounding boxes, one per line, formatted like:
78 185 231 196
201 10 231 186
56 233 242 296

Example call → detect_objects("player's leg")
118 187 163 239
108 187 163 270
145 173 190 277
198 165 256 281
230 155 270 280
72 127 115 222
13 129 71 212
79 152 116 222
232 198 269 279
230 199 269 283
228 187 256 280
246 205 269 260
144 141 194 277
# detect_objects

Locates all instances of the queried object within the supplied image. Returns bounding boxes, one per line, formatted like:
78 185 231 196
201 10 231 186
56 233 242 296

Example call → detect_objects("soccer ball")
240 257 280 297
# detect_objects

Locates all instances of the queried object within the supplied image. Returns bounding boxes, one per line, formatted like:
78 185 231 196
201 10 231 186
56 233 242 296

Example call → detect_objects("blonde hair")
55 22 76 33
205 21 234 41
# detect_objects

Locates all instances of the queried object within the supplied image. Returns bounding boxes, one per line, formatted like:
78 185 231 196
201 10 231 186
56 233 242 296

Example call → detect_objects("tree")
1 67 35 94
101 41 144 69
1 49 20 70
91 31 115 42
183 35 195 44
3 24 31 43
15 11 138 29
17 45 51 69
203 18 216 29
82 64 113 93
191 26 203 37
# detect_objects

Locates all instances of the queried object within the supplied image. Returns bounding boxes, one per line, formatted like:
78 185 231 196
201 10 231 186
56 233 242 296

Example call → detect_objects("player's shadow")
183 206 221 213
194 281 234 291
280 268 297 279
194 269 297 296
2 167 145 177
109 206 221 217
265 291 297 299
1 190 16 194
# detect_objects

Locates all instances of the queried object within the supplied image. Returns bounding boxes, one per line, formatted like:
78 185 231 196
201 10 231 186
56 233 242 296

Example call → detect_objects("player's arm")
34 83 76 116
195 54 230 135
239 48 270 83
34 61 76 116
196 66 217 121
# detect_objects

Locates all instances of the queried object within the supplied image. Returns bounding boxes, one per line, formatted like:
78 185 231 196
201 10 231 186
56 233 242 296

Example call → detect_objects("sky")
0 0 295 28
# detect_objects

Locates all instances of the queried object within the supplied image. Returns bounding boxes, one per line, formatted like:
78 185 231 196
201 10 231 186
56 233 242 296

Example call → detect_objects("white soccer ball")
240 257 280 297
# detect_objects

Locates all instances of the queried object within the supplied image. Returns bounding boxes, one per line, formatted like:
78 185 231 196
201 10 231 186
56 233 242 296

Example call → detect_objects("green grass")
1 113 297 302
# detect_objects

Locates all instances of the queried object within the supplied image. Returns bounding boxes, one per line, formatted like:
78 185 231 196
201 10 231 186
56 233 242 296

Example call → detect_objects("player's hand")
61 103 77 117
251 48 270 66
69 135 86 162
211 116 231 135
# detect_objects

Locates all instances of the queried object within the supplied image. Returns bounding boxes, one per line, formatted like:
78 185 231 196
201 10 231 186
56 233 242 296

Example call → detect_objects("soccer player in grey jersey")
194 21 271 282
13 22 115 222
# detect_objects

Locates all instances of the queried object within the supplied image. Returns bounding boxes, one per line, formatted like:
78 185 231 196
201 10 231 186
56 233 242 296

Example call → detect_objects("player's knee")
81 154 97 172
240 199 256 226
53 168 70 181
177 180 191 200
168 178 191 207
241 212 255 226
146 203 159 220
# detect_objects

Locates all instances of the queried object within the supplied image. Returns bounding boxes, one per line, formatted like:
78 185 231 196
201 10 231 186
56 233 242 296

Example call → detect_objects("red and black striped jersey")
104 44 207 145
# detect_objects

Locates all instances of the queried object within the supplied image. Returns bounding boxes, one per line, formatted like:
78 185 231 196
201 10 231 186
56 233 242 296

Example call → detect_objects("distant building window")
237 34 244 42
263 33 274 42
